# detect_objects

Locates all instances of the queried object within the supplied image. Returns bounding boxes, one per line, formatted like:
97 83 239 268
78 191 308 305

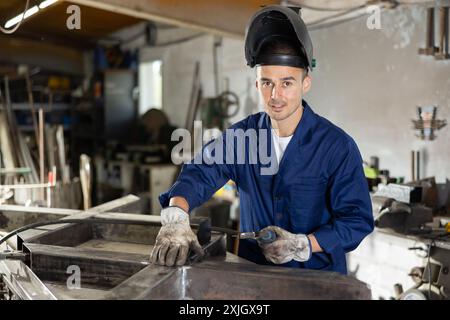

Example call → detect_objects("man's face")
256 65 311 122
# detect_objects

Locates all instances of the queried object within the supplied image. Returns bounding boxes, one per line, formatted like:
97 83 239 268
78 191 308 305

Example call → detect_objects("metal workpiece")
105 259 371 300
0 260 56 300
0 196 371 300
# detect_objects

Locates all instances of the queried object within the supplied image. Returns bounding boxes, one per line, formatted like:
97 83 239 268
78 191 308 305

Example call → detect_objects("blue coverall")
160 100 374 274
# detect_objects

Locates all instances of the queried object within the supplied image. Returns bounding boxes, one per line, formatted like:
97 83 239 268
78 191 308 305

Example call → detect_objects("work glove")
258 226 312 264
150 206 204 266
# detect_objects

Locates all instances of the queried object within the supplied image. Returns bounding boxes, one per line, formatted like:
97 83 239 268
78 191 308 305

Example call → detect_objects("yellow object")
364 167 378 179
213 180 236 202
48 76 71 90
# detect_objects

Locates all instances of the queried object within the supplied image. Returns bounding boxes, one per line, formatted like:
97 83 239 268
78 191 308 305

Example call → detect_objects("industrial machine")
200 91 240 131
397 244 450 300
371 181 450 300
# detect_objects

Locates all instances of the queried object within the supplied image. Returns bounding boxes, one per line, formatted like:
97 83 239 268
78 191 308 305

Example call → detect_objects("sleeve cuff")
158 181 199 213
313 224 344 257
306 236 312 261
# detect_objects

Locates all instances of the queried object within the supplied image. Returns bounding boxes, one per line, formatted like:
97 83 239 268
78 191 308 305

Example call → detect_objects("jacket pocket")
289 177 327 207
288 177 327 231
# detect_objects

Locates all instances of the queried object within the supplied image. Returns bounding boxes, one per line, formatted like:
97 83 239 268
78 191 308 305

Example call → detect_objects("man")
150 5 374 275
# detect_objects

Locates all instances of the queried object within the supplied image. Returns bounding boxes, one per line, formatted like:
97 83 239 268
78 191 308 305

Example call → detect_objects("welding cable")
0 218 241 247
0 0 30 35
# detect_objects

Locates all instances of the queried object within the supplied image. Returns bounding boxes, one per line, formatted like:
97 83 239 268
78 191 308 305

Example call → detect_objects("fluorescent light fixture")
3 1 55 29
4 5 39 29
24 5 39 18
4 13 24 29
39 0 59 10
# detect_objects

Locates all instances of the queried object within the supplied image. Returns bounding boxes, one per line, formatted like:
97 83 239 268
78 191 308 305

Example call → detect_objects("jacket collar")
260 99 318 147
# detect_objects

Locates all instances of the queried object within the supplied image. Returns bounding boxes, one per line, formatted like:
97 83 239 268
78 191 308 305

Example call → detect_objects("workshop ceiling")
1 0 430 48
1 0 145 48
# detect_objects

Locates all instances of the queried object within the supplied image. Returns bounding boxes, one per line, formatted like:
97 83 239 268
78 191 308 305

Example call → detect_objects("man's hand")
258 226 312 264
150 206 204 266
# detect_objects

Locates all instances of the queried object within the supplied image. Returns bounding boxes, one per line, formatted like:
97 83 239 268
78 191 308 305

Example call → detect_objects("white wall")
307 5 450 182
141 4 449 182
140 30 260 130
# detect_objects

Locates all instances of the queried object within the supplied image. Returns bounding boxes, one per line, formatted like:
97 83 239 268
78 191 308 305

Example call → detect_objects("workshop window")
139 59 163 114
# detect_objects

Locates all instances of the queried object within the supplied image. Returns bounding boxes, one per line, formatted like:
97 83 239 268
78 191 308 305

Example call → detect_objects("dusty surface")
44 281 109 300
76 239 153 256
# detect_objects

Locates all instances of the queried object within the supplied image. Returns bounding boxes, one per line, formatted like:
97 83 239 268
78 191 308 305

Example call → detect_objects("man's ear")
255 79 259 90
302 73 312 94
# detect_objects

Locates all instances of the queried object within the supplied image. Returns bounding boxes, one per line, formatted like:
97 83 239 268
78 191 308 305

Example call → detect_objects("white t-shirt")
271 129 293 164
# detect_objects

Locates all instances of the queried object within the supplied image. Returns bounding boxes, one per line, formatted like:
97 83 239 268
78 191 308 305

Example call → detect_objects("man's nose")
270 84 282 99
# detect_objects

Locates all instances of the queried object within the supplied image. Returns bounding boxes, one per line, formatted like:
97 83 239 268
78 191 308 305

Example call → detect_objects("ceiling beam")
68 0 279 39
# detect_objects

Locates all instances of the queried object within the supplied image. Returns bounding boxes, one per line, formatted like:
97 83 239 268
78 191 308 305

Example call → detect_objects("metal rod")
38 109 44 184
3 76 21 167
416 151 420 181
411 150 415 181
0 168 31 175
0 183 53 189
24 70 40 148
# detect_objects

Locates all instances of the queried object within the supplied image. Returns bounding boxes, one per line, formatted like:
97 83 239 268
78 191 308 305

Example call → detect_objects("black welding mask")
244 5 314 71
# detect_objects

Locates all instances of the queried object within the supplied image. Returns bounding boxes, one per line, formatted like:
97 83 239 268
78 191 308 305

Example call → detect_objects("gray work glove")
150 206 204 266
258 226 312 264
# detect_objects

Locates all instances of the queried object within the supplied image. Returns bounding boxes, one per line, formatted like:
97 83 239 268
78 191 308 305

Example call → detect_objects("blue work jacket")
160 100 374 274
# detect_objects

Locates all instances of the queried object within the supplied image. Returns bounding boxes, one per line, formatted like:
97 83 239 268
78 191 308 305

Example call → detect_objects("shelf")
18 124 71 132
11 103 70 112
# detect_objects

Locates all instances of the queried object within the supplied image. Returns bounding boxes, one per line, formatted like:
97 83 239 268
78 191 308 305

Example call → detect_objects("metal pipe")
427 7 435 50
435 6 450 59
24 70 40 148
38 108 45 187
416 151 420 181
419 7 438 55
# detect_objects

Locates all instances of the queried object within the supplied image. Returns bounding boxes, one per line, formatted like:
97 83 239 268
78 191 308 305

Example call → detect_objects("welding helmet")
244 5 314 70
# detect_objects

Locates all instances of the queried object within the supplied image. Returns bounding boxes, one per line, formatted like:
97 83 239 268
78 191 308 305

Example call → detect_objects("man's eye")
283 81 292 87
262 81 272 87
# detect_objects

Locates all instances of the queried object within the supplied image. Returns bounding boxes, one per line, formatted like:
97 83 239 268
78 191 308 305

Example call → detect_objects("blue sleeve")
313 138 374 259
158 127 239 212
